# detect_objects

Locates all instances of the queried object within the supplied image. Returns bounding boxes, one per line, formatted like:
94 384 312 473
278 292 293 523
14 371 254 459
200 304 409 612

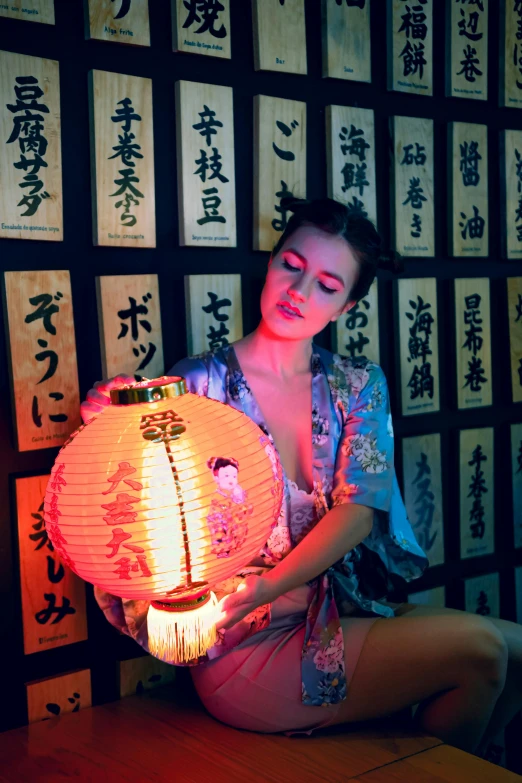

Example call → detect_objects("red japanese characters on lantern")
44 376 283 664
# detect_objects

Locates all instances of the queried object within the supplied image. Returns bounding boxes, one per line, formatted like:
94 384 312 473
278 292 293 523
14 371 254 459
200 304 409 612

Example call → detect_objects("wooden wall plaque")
507 276 522 403
26 669 91 724
500 0 522 108
253 94 306 252
448 122 488 257
0 0 54 23
3 270 81 452
321 0 371 83
252 0 307 75
388 0 433 96
402 433 444 568
454 278 492 410
85 0 150 47
333 279 379 365
185 274 243 356
172 0 231 58
119 655 176 698
89 69 155 248
447 0 488 100
175 80 236 247
464 571 500 617
16 475 87 656
511 422 522 550
95 274 164 381
396 277 440 416
391 115 434 257
501 130 522 259
0 50 63 241
460 427 494 559
326 104 376 227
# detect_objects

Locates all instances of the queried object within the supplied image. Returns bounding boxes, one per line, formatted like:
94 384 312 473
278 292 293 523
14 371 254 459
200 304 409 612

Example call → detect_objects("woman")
82 197 521 755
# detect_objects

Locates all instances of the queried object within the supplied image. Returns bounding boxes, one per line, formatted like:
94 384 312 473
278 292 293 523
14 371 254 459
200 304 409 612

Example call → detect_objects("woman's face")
260 224 359 341
216 465 238 490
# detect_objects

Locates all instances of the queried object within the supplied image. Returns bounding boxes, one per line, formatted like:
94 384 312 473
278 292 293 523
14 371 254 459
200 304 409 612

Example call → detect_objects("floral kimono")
95 343 429 709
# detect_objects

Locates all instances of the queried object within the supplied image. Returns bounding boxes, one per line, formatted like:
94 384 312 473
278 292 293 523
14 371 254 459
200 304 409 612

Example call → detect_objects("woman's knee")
466 619 509 690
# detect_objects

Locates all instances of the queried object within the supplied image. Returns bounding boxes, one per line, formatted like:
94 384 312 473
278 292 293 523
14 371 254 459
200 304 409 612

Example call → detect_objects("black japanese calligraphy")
112 0 131 19
110 97 143 227
467 443 487 540
462 293 488 393
460 140 481 186
405 295 434 400
401 139 427 239
514 149 522 242
193 104 227 225
456 0 485 84
459 205 485 240
183 0 227 38
203 291 231 350
117 292 157 380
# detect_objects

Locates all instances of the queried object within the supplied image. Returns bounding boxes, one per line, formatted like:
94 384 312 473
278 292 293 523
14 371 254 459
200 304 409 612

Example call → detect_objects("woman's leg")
326 605 509 754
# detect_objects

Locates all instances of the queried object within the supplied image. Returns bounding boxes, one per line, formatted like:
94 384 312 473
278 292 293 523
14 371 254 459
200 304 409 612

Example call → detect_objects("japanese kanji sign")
459 427 494 559
184 274 243 355
507 276 522 402
322 0 371 83
89 69 155 248
326 104 376 226
252 0 307 75
0 50 63 241
2 270 81 452
501 130 522 259
447 0 488 100
396 277 440 416
454 278 492 410
511 422 522 549
388 0 433 96
15 474 87 656
464 571 499 616
95 274 164 381
26 669 91 724
85 0 150 47
402 433 444 568
333 279 379 364
175 80 236 247
119 655 176 698
0 0 54 23
253 94 306 251
172 0 231 58
449 122 488 257
391 115 434 256
500 1 522 108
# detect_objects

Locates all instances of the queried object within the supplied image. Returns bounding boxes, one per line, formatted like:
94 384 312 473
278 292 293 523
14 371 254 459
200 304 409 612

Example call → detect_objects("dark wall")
0 0 520 758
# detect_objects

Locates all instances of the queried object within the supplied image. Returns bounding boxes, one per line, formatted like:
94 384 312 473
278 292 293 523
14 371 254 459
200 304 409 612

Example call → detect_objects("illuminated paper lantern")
44 377 283 664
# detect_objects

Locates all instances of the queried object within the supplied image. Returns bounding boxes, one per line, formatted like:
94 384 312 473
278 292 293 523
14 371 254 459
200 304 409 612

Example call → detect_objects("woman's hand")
80 374 135 424
215 574 273 631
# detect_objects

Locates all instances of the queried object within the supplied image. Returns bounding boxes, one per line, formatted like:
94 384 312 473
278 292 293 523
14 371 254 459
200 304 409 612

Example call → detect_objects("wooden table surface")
0 686 519 782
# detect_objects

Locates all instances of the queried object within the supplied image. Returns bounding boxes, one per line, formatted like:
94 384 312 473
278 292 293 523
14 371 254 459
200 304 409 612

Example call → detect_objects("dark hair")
207 456 239 473
271 197 403 302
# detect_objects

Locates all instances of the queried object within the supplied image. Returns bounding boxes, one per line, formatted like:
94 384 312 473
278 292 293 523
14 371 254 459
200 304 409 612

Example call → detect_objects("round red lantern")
44 377 283 664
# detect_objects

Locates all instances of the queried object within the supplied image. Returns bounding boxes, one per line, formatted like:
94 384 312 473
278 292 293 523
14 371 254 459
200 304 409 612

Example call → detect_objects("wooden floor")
0 685 519 782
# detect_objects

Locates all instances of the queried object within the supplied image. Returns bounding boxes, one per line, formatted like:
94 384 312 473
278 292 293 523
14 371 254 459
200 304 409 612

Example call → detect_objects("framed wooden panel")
511 422 522 550
500 130 522 259
253 94 306 252
507 277 522 402
391 116 434 257
396 278 440 416
326 105 376 226
0 0 54 23
0 50 62 240
464 572 500 618
2 271 81 452
85 0 150 47
172 0 230 58
448 122 488 257
402 433 444 568
184 274 243 356
16 475 87 655
321 0 371 83
95 274 164 381
89 69 155 248
446 0 488 100
333 279 379 365
175 80 236 247
407 585 446 607
119 655 176 698
252 0 306 75
26 669 91 724
454 278 492 410
388 0 433 96
500 0 522 108
459 427 494 559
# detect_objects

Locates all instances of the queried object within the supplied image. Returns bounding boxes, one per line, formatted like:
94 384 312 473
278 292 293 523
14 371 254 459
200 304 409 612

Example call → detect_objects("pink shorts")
190 583 391 736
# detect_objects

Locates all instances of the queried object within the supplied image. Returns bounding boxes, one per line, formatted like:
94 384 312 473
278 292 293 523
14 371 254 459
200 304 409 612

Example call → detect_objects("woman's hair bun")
279 196 311 213
377 249 404 275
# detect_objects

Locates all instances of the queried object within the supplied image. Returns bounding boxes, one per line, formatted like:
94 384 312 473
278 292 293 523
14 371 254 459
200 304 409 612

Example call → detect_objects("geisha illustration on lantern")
206 456 254 558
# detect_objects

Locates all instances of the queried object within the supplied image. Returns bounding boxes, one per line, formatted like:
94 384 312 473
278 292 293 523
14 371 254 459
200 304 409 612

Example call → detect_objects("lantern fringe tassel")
147 591 219 665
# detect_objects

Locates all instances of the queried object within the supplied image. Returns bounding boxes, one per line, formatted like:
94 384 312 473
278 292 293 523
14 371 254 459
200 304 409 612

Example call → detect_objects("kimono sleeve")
166 356 209 397
331 363 394 513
